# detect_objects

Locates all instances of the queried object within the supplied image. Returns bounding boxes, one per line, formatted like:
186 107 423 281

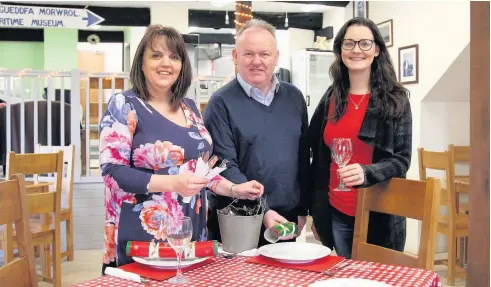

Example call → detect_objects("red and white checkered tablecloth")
72 256 442 287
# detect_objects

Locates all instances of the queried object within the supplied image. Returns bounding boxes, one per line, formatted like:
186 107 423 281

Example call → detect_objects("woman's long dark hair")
329 17 409 122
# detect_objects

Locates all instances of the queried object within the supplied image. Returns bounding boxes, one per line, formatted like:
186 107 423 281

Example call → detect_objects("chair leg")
43 244 52 279
54 229 62 287
456 237 461 265
447 235 456 285
66 216 74 261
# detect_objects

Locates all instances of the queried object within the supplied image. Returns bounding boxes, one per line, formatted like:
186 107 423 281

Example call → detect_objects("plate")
132 256 208 270
309 278 393 287
258 242 331 264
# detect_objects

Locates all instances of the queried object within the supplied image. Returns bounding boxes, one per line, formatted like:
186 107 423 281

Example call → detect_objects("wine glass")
331 138 353 192
166 216 193 285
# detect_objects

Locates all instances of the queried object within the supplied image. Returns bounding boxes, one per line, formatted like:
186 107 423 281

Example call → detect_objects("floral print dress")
99 90 223 269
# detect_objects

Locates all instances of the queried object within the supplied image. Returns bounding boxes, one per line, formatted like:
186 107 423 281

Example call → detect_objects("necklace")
349 90 369 110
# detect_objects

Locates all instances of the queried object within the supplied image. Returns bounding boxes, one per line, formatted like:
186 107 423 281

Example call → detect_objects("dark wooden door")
468 2 490 286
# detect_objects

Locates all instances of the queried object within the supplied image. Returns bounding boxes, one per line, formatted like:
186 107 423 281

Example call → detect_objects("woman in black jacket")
307 17 412 259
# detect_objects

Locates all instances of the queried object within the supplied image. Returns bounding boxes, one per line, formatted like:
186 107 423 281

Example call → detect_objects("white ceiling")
13 0 334 13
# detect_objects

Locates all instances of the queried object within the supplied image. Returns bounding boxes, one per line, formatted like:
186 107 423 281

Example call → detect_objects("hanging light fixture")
285 12 289 28
225 11 229 25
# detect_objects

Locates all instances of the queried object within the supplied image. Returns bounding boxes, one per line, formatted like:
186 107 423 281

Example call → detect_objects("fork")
323 263 351 277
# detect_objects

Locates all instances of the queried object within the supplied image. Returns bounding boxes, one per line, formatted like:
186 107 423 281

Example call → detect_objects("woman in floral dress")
99 25 264 271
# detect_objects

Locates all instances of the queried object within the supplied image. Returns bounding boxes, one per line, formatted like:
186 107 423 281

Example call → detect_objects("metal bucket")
217 212 264 253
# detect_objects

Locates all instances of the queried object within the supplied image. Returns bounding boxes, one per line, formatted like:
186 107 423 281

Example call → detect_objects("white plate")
132 257 208 270
258 242 331 264
309 278 393 287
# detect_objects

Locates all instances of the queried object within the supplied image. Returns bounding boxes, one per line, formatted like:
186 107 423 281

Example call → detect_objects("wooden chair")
418 148 468 284
0 174 38 287
352 178 441 270
2 151 64 286
448 144 470 182
35 144 75 262
448 144 470 212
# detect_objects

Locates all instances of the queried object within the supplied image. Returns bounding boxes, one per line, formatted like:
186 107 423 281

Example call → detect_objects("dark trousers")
207 206 298 248
331 207 355 259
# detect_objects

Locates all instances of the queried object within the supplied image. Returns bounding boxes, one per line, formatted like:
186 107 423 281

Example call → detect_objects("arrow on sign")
82 10 104 27
0 4 105 29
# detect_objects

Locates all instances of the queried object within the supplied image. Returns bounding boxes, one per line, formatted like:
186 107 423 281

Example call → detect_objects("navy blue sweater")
203 79 310 216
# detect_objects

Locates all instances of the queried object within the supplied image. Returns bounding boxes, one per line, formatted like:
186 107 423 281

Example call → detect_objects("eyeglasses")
342 39 375 51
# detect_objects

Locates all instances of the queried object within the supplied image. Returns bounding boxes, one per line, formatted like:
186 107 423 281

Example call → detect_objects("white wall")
280 28 315 71
150 2 189 33
276 30 290 70
322 7 346 50
368 1 470 255
124 27 147 74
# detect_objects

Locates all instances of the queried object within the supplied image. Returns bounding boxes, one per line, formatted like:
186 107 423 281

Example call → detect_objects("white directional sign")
0 4 104 29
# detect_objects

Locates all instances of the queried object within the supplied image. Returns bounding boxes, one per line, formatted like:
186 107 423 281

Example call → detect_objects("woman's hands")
231 180 264 200
148 173 208 197
337 163 365 187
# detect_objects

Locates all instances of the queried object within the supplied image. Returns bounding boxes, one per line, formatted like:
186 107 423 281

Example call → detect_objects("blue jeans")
331 207 355 259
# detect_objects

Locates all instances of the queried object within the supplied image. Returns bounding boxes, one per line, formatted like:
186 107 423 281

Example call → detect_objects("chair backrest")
7 151 64 216
418 148 459 218
35 144 75 210
352 178 441 270
448 144 470 180
0 174 38 287
448 144 470 162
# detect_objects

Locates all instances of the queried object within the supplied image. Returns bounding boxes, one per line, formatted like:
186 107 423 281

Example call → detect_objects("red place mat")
118 257 215 281
246 255 345 273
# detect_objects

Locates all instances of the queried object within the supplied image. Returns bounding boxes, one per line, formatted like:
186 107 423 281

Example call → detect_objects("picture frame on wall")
353 1 369 18
377 19 393 47
398 44 419 84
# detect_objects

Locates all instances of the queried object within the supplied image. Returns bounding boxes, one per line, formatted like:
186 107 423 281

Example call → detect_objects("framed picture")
398 44 419 84
377 19 393 47
353 1 369 18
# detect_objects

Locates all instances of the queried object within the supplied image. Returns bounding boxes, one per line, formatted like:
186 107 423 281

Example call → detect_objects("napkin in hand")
181 157 227 203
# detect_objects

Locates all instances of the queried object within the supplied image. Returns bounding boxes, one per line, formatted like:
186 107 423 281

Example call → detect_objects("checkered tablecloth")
72 256 442 287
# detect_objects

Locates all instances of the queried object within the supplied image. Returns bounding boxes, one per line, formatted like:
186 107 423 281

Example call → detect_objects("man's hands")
263 210 288 229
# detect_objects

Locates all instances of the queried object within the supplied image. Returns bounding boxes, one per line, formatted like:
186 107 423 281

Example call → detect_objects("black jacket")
307 87 412 251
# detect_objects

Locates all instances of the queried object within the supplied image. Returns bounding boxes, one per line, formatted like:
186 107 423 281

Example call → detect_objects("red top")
323 93 374 217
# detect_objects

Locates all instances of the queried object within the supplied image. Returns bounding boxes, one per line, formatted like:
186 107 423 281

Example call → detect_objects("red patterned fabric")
73 256 442 287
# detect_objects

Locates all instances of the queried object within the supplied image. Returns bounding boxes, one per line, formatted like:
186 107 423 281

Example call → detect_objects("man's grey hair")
235 19 276 41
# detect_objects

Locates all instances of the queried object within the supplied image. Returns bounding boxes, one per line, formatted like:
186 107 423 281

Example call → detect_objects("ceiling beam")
189 10 323 31
272 1 350 8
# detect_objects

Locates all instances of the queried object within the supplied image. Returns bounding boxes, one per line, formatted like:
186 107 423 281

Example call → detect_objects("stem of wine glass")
338 163 347 189
176 249 183 278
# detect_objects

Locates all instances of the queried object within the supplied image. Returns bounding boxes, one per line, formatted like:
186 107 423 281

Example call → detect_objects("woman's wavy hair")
130 25 192 111
329 17 409 122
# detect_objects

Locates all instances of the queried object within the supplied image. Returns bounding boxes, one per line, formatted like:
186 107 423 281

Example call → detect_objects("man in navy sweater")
203 19 311 247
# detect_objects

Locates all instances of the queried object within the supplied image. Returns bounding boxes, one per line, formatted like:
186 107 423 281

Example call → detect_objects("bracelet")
229 184 236 197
